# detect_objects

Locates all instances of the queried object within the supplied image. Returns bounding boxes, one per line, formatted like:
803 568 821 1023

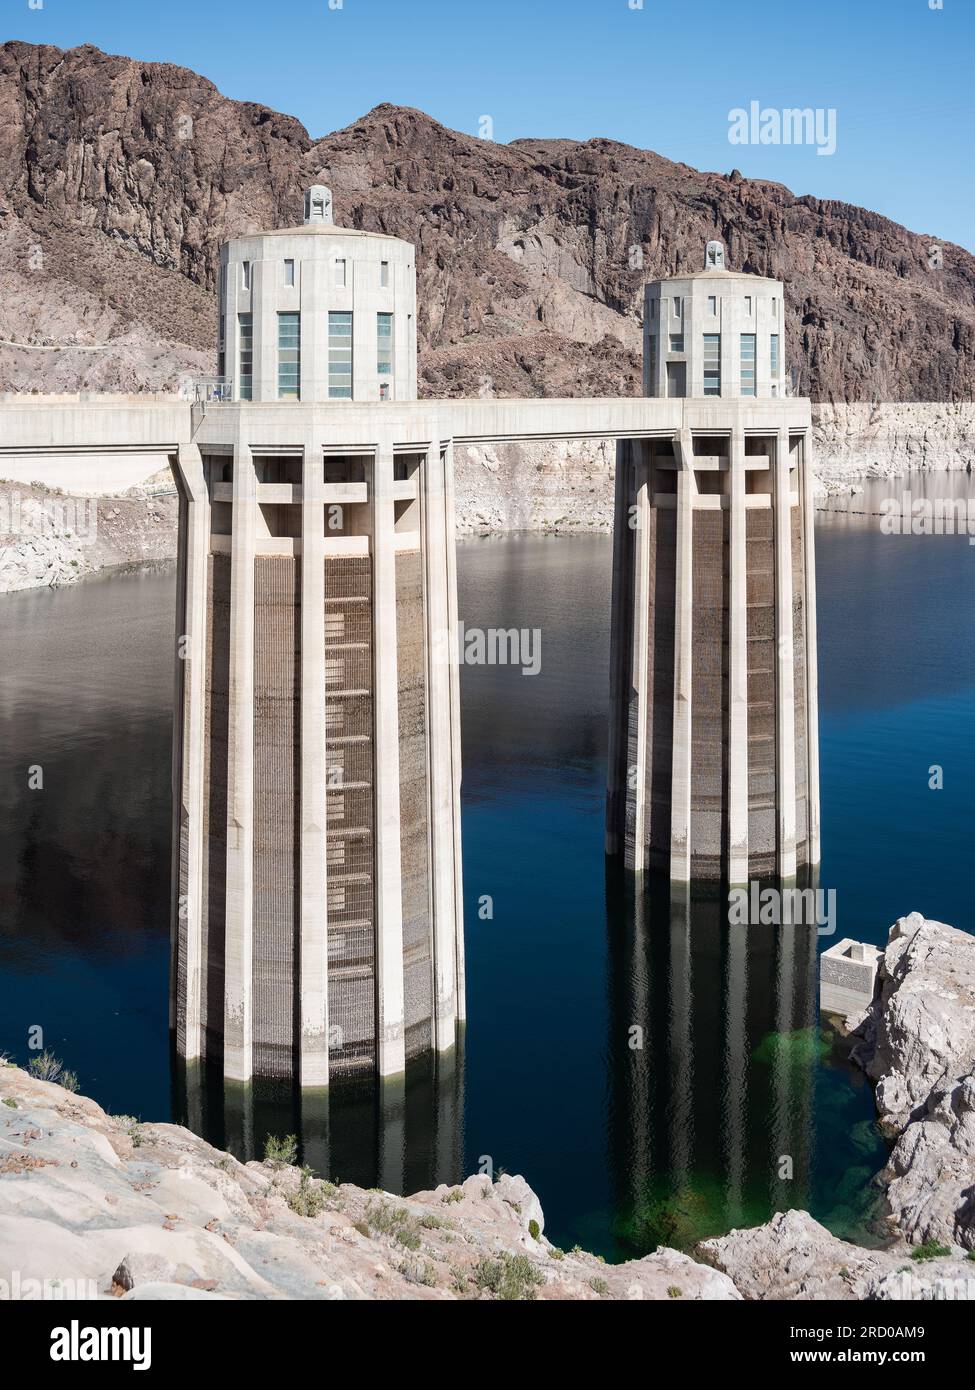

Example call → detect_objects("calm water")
1 477 973 1258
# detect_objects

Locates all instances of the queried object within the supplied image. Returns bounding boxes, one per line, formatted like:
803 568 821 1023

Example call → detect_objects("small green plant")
667 1285 683 1299
363 1199 423 1250
420 1213 445 1230
400 1256 437 1287
967 1251 975 1262
27 1051 79 1092
2 1097 17 1108
286 1166 330 1218
528 1219 540 1240
910 1241 952 1262
441 1187 464 1205
549 1246 564 1261
472 1253 544 1301
263 1134 298 1168
589 1276 609 1296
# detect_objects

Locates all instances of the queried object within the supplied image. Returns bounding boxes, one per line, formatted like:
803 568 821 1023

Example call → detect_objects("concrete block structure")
606 243 820 884
820 939 880 1018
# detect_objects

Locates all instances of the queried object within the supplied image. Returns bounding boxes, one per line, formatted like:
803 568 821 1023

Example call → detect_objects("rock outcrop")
0 476 177 594
853 913 975 1253
700 914 975 1298
0 1065 739 1301
1 40 973 403
698 1210 972 1302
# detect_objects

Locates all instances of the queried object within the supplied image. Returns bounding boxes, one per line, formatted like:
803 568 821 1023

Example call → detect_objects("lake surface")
1 478 973 1258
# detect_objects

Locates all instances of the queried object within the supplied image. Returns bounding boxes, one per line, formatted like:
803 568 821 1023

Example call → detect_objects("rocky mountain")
1 40 973 402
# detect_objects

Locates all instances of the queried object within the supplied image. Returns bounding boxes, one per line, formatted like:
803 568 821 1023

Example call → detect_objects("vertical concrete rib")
372 434 407 1077
799 432 821 866
629 442 652 873
442 439 466 1022
223 434 256 1083
774 428 797 880
171 442 209 1058
421 430 458 1052
604 437 631 858
670 427 695 883
727 429 749 884
299 434 329 1088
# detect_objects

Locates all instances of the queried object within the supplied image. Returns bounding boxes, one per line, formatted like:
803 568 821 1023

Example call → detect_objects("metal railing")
192 376 234 404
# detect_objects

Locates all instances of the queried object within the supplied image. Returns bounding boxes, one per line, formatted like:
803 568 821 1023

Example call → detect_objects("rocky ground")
1 913 973 1300
0 1067 738 1302
0 473 177 595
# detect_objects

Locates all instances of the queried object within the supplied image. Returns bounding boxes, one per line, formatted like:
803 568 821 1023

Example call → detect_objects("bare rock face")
698 1210 898 1300
1 41 974 402
813 404 975 492
852 913 975 1253
699 1210 975 1301
0 478 178 594
859 913 975 1135
0 1065 740 1301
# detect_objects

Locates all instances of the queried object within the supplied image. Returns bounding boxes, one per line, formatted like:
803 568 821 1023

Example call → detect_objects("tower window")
241 261 251 291
328 311 353 398
740 333 756 396
669 334 684 353
649 299 656 319
703 334 721 396
277 312 300 399
284 259 295 287
770 334 780 378
744 295 753 315
333 259 347 288
238 313 253 401
673 296 683 317
377 312 393 385
380 260 390 288
707 295 717 315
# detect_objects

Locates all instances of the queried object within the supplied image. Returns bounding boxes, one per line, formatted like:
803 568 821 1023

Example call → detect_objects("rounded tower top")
643 243 786 400
216 189 417 404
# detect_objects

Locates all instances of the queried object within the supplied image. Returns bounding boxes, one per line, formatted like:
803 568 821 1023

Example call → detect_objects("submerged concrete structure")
605 243 820 884
0 211 820 1091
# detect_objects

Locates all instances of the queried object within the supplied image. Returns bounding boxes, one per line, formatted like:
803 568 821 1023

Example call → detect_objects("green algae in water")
614 1179 768 1255
752 1027 831 1068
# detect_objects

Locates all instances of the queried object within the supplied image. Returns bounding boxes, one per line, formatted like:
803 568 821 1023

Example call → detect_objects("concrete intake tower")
170 188 464 1089
605 241 820 884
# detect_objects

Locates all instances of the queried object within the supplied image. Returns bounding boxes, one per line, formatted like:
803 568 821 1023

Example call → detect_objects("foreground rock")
854 913 975 1253
699 1210 973 1302
0 1066 738 1301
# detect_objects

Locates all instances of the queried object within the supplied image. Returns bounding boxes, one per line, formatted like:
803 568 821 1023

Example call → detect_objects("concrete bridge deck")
0 394 811 458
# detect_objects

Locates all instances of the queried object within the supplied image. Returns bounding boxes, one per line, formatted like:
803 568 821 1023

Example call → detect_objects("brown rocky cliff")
0 40 973 401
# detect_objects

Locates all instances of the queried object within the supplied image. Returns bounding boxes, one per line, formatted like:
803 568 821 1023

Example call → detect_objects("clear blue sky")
6 0 973 249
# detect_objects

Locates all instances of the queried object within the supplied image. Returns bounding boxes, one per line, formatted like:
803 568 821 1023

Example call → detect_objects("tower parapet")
644 242 786 401
217 189 417 404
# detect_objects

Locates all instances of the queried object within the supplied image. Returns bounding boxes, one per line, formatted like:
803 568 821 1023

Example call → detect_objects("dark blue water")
1 490 972 1258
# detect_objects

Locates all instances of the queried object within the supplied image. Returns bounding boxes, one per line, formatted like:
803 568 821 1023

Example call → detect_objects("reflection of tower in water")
606 870 817 1254
172 1044 464 1197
